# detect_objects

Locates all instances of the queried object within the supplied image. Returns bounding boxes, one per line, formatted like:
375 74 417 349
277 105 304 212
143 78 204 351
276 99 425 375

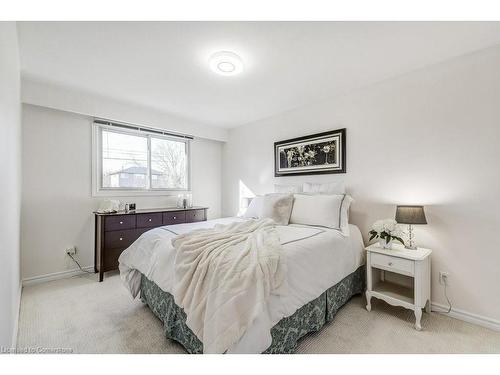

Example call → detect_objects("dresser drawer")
163 211 186 225
103 247 126 271
135 227 152 237
104 215 136 231
104 229 137 249
371 252 414 276
186 209 206 223
136 212 163 228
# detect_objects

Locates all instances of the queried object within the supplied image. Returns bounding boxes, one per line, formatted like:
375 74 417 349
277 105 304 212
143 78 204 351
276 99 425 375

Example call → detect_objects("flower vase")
379 238 393 249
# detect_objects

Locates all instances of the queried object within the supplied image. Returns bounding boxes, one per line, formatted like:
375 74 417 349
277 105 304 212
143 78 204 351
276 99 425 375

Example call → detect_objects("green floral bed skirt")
140 265 365 354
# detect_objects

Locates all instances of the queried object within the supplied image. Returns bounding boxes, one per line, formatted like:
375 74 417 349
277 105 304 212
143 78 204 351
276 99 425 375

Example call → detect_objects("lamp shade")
395 205 427 224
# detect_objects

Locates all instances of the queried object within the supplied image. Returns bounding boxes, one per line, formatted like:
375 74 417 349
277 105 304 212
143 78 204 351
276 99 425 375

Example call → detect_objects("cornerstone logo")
1 346 73 354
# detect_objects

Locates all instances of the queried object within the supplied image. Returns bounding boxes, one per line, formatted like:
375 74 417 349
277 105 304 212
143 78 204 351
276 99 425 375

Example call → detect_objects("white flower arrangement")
369 219 404 246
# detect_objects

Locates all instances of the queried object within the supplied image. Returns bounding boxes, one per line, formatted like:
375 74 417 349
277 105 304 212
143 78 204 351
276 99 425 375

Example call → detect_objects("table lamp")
395 205 427 250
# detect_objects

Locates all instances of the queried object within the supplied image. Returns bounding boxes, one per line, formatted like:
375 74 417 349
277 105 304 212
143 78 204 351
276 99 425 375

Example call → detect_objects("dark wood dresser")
94 207 208 281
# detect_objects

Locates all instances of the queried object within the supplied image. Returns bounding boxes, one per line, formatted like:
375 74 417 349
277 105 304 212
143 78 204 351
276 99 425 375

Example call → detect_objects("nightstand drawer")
371 252 414 276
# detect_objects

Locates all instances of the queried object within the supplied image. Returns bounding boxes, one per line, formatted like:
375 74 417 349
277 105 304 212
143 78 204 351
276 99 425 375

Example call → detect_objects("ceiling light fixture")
209 51 244 76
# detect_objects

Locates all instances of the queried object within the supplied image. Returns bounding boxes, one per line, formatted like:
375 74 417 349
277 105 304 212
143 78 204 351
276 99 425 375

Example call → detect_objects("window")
93 121 190 196
150 137 188 189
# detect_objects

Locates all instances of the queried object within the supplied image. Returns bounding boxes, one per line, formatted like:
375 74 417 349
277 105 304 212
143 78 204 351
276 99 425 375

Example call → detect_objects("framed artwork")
274 128 346 177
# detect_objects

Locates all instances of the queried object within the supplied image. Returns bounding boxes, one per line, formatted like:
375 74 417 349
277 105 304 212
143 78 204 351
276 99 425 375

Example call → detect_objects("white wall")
222 45 500 322
22 77 228 142
21 104 222 280
0 22 22 347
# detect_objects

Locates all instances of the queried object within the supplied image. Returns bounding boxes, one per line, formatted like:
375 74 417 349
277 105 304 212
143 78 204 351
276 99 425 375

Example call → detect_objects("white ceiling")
17 22 500 128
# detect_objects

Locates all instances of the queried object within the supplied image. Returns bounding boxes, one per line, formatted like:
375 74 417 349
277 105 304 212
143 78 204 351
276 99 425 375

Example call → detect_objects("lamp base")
405 224 418 250
404 245 418 250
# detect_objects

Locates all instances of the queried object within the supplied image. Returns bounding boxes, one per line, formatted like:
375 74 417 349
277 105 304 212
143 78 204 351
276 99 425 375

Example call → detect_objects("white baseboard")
22 266 95 287
432 302 500 332
11 282 22 348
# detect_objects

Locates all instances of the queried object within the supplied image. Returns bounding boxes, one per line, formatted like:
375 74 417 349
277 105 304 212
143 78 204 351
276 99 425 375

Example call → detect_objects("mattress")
119 217 365 353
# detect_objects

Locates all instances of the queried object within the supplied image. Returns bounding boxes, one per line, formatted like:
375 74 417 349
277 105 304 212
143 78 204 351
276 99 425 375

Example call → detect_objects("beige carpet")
17 272 500 354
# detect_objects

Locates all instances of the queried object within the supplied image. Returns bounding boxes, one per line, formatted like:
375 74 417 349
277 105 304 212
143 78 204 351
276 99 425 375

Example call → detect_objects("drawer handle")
119 221 123 224
173 216 176 219
148 218 152 222
119 237 123 241
388 262 393 266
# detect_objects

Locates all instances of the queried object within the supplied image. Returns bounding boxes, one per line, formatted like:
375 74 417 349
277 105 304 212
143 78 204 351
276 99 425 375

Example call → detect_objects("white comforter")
119 217 365 353
172 219 286 353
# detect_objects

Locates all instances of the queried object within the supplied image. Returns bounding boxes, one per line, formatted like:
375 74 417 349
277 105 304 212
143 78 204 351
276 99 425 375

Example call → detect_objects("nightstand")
365 243 432 330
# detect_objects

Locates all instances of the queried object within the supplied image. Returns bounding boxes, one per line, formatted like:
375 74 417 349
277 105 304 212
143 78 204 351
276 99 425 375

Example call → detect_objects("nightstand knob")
388 262 393 266
119 221 123 224
148 218 152 222
173 216 176 219
119 237 123 241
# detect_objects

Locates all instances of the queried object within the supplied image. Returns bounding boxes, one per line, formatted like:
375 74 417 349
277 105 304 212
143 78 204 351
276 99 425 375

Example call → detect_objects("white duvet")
173 218 286 353
119 217 365 353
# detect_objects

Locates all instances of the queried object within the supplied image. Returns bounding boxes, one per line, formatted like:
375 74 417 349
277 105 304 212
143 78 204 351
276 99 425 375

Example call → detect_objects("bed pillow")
260 193 294 225
274 184 303 194
241 196 263 219
339 195 354 236
290 194 345 229
302 181 345 195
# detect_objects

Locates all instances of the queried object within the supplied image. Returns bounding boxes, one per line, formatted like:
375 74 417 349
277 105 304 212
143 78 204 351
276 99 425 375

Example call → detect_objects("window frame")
92 122 191 197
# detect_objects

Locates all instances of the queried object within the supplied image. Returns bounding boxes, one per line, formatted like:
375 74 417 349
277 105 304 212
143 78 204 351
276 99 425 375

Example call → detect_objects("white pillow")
260 193 294 225
274 184 303 194
339 195 354 236
290 194 345 229
303 181 345 195
242 196 263 219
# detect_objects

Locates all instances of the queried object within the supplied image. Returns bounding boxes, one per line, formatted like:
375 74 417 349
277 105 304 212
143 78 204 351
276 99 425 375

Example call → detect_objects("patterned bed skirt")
140 265 365 354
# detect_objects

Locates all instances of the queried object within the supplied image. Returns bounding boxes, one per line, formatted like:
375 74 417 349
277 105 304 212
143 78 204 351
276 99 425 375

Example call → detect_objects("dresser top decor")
94 206 209 216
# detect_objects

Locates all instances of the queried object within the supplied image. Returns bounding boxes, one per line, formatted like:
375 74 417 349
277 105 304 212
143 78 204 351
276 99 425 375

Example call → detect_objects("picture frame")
274 128 346 177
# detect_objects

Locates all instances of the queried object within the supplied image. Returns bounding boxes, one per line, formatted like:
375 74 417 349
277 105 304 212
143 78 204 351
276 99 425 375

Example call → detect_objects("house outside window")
92 121 191 196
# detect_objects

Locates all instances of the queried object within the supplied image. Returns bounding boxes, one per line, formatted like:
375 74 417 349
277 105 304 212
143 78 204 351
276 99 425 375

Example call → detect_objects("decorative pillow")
242 196 263 219
289 194 345 229
274 184 303 194
303 181 345 195
260 193 294 225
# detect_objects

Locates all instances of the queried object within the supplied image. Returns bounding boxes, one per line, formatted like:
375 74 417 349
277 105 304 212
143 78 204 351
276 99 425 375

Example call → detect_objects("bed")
119 217 365 354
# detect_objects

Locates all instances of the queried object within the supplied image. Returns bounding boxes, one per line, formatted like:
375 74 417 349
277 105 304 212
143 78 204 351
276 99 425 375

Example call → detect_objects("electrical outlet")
439 271 450 285
65 246 77 256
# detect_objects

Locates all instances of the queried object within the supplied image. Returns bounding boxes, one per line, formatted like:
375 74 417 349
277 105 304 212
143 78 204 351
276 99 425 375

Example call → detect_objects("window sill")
92 189 191 198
